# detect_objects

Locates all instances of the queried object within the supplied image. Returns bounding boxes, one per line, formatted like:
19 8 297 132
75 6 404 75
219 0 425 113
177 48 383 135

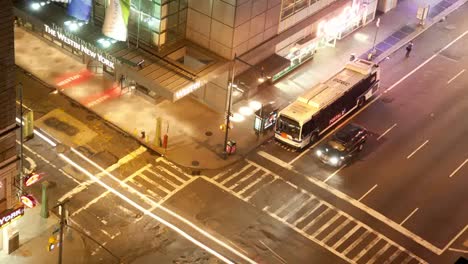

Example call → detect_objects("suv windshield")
276 115 300 139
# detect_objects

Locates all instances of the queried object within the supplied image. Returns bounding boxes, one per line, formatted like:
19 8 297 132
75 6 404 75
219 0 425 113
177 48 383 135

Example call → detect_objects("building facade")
0 0 21 252
14 0 378 113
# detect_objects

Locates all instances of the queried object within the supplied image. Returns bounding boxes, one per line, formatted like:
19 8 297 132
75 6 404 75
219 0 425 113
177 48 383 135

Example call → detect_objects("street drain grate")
192 161 200 166
205 131 213 136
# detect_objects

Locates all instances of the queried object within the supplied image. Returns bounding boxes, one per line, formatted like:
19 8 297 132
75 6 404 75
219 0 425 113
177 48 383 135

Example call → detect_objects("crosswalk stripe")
312 212 342 238
238 172 266 196
157 157 192 177
383 249 401 264
353 236 381 262
333 224 361 249
302 207 332 232
293 201 323 226
213 167 233 181
139 173 172 193
322 218 351 244
220 164 253 185
157 166 187 184
401 255 414 264
229 168 261 189
368 243 392 264
342 230 370 256
144 168 179 189
274 192 306 215
283 195 314 222
245 176 275 201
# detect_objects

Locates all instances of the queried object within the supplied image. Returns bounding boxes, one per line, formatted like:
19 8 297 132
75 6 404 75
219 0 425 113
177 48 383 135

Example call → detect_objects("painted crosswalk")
70 157 194 255
208 161 428 264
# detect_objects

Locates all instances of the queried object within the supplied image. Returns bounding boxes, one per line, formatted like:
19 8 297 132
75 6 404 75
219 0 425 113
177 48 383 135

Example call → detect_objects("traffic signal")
219 124 226 131
47 236 57 251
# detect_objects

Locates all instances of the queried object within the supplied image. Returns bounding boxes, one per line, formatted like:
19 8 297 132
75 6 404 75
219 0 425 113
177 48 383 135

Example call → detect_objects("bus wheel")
357 97 365 108
309 133 318 145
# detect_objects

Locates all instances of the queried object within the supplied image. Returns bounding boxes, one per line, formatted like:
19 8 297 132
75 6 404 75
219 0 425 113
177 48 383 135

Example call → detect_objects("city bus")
275 59 380 149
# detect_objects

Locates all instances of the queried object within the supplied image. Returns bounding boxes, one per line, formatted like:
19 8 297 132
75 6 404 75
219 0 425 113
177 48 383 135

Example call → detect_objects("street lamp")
222 55 271 159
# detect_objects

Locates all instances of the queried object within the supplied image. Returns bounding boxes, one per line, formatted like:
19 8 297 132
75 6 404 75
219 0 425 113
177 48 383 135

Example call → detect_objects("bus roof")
280 59 376 124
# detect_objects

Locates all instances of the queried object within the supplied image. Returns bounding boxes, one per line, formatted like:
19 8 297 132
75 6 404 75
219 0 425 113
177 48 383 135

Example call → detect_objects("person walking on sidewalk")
406 41 414 58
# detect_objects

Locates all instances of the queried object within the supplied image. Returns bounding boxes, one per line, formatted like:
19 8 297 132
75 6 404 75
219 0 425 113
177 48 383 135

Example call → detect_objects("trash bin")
226 140 237 154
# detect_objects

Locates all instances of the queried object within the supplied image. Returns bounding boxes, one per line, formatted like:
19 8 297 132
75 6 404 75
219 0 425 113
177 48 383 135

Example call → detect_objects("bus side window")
302 120 314 138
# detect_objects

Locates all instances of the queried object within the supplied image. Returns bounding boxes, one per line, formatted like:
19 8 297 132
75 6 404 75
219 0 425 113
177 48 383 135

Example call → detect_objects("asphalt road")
245 3 468 263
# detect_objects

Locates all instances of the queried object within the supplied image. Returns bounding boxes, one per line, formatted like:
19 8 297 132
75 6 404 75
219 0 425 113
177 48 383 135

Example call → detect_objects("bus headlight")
316 150 322 157
330 157 339 165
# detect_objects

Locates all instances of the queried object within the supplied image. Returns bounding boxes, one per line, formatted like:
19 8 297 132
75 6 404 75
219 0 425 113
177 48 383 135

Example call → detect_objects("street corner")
35 108 97 147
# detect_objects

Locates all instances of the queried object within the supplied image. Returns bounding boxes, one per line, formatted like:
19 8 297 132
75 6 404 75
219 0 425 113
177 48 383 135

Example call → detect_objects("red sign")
0 206 25 229
24 172 43 187
21 194 38 208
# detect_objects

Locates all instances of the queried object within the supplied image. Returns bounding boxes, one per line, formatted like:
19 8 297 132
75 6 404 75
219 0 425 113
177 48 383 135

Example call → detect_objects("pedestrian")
405 41 413 58
350 53 356 61
140 130 146 139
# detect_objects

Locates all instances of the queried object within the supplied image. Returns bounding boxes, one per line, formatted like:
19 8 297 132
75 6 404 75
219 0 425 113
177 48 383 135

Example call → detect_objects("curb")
375 0 468 63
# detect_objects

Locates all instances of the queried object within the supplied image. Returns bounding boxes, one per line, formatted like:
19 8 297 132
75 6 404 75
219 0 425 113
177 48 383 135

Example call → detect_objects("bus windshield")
276 115 300 139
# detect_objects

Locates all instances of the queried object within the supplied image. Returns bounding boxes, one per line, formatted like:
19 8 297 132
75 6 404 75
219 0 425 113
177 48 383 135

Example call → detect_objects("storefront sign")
0 207 25 229
317 0 362 39
175 81 202 100
20 194 38 208
44 24 117 69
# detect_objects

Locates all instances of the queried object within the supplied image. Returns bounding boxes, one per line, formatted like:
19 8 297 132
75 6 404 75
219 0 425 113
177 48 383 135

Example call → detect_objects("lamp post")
18 83 24 193
222 54 236 160
370 18 380 60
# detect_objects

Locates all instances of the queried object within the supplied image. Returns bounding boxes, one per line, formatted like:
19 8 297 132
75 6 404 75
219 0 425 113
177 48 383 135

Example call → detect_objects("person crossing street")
406 41 414 57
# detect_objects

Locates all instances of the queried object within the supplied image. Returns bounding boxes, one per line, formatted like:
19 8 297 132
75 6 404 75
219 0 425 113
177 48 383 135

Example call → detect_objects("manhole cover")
381 97 394 103
205 131 213 136
55 144 67 153
192 161 200 166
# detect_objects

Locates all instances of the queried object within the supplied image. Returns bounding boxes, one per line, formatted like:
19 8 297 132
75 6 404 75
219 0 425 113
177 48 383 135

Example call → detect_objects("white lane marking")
283 195 314 221
449 158 468 178
302 207 332 232
157 166 188 184
238 172 268 197
323 165 346 183
266 209 354 264
257 151 293 170
290 29 468 166
447 69 466 84
22 143 80 184
71 164 152 217
358 184 378 202
383 249 401 264
377 123 397 141
353 236 382 262
144 168 179 189
229 168 261 190
220 164 252 185
342 230 370 255
157 157 193 177
401 255 413 264
332 224 361 249
251 161 429 261
245 177 275 201
406 140 429 159
293 201 323 226
322 218 351 243
259 240 288 264
274 192 306 215
400 208 419 226
312 212 342 237
442 224 468 253
448 247 468 254
386 29 468 93
59 147 148 201
61 153 251 264
368 243 392 264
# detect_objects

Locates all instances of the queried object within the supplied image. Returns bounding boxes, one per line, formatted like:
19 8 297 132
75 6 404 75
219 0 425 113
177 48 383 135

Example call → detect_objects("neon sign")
21 194 38 208
24 172 44 187
0 207 25 229
317 0 362 39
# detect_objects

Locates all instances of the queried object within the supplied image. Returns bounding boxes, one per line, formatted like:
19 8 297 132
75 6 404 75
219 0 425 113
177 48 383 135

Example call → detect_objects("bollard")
40 181 50 218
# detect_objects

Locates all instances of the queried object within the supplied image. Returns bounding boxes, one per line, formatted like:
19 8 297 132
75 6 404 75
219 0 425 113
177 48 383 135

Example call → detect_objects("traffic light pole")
54 199 69 264
223 54 236 160
18 83 24 193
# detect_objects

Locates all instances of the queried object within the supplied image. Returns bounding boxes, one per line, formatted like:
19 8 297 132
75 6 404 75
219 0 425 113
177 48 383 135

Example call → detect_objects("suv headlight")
316 150 322 157
330 157 339 165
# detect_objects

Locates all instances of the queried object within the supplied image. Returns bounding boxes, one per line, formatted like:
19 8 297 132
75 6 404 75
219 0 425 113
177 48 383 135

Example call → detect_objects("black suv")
315 123 368 167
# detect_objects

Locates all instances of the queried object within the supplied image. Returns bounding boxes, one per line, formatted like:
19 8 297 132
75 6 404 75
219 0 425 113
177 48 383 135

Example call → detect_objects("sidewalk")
14 0 466 172
0 205 87 264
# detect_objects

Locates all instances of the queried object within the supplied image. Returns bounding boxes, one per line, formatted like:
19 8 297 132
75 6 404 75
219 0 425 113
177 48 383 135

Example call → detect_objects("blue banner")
68 0 92 21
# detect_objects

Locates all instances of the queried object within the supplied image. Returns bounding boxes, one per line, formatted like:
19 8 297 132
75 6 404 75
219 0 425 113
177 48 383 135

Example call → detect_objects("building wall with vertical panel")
0 0 18 213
